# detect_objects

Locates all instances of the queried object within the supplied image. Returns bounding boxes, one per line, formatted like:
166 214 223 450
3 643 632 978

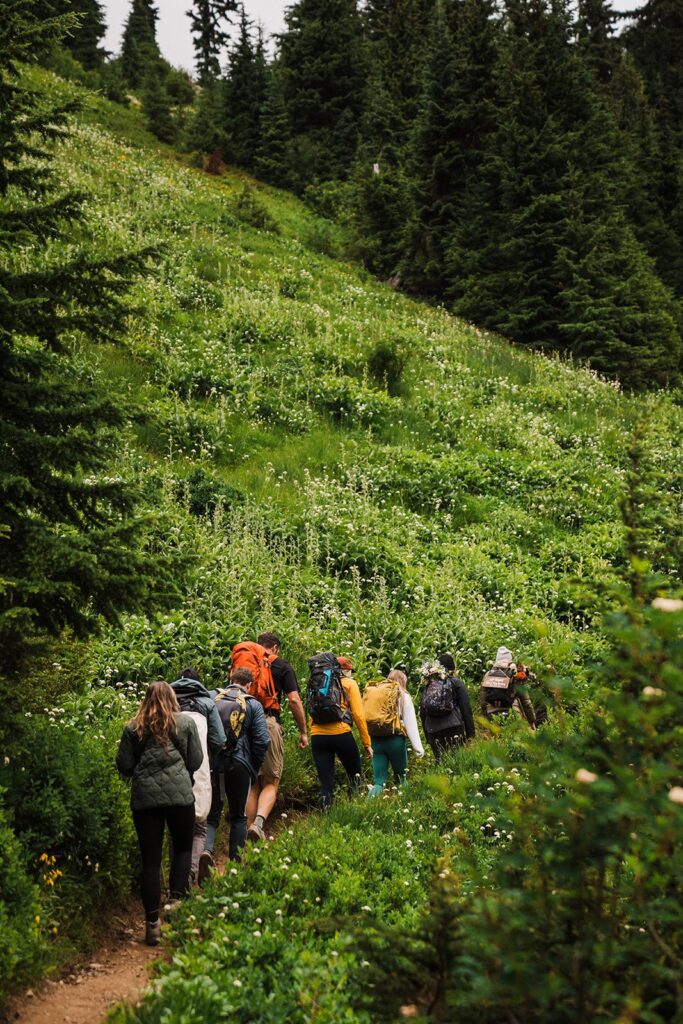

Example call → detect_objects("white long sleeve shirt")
399 691 425 757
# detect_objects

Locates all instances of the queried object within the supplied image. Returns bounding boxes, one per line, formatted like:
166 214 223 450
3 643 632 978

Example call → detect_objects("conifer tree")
187 0 237 84
142 61 176 143
626 0 683 298
120 0 160 88
362 0 432 149
183 78 226 154
350 1 432 276
576 0 620 85
223 8 267 171
399 2 459 295
455 0 682 388
349 60 411 275
441 0 502 306
609 52 683 295
279 0 366 186
254 68 293 189
401 0 500 298
66 0 107 69
32 0 107 69
0 0 163 671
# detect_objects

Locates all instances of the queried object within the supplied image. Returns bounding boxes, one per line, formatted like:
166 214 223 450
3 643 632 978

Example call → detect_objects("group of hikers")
115 634 539 945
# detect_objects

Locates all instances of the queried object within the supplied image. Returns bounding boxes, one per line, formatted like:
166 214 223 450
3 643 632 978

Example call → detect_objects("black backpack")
420 675 455 717
307 652 345 725
481 666 516 711
214 686 248 756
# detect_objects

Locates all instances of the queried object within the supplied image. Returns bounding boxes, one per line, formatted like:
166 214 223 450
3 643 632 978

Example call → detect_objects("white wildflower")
652 597 683 612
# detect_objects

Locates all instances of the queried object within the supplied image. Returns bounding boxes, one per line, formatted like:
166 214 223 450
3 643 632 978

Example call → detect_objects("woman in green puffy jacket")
116 681 203 946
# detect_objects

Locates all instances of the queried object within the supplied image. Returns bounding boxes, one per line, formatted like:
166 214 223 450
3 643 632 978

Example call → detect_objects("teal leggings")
369 735 408 797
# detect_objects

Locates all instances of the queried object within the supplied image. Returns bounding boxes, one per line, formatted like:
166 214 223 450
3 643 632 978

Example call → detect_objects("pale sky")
102 1 287 71
102 0 644 75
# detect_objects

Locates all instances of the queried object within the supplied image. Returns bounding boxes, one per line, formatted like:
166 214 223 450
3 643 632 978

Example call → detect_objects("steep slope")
6 68 683 1020
34 69 681 696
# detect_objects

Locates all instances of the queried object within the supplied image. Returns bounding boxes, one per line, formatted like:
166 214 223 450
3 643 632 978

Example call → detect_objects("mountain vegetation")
0 0 682 1019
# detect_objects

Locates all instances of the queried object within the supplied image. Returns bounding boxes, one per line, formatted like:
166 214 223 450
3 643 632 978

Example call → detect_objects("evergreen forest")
0 1 682 1022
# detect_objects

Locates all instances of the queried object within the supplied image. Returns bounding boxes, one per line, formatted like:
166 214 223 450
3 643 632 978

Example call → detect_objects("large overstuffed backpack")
214 686 248 756
362 679 403 737
307 652 345 725
173 691 212 822
481 666 516 712
231 641 279 713
420 675 455 718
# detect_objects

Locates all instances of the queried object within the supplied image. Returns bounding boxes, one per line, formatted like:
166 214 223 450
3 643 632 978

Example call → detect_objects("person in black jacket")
170 667 226 883
419 653 475 761
198 667 270 879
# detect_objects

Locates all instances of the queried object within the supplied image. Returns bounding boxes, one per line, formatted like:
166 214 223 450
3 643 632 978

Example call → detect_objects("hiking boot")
145 919 161 947
247 821 265 842
197 851 214 886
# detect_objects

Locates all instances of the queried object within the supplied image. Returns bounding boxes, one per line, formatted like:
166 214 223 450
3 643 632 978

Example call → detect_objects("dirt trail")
4 903 159 1024
5 818 295 1024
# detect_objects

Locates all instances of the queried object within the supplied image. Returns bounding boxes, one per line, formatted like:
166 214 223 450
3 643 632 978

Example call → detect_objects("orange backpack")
231 641 279 713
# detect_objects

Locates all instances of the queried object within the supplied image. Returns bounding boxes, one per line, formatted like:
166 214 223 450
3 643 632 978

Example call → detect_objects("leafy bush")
280 268 313 299
1 708 137 927
231 185 279 233
177 467 245 517
0 796 44 1002
367 338 408 396
307 374 396 427
303 217 342 257
303 179 352 221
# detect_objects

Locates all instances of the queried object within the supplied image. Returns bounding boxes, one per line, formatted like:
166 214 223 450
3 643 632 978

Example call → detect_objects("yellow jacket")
310 677 371 748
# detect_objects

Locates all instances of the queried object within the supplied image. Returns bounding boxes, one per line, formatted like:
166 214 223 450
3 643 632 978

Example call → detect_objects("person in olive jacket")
116 681 203 946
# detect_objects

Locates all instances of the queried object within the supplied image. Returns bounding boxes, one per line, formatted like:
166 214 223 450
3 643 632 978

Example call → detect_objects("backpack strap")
215 686 237 702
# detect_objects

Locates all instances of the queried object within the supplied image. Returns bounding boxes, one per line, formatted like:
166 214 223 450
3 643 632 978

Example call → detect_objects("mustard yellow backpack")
362 679 403 737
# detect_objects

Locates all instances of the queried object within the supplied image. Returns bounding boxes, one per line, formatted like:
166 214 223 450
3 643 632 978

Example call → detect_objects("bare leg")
256 777 279 822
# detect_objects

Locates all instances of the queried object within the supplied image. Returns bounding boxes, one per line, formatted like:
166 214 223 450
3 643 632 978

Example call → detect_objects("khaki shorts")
260 716 284 780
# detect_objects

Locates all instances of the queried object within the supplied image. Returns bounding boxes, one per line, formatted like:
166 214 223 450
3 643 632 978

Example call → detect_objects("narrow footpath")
4 818 291 1024
4 902 158 1024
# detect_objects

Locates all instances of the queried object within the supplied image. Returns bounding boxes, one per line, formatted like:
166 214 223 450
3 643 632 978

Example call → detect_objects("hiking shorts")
260 716 284 780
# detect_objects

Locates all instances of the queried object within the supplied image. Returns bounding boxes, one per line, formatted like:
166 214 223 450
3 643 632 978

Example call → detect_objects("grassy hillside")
3 68 682 1013
24 67 681 699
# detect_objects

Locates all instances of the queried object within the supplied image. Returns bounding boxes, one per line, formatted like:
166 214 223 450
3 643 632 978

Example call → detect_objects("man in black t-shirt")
245 632 308 841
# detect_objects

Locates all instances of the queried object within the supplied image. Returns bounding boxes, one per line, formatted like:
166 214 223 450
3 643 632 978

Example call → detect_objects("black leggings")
207 758 252 861
311 732 362 809
428 727 465 762
132 804 195 920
